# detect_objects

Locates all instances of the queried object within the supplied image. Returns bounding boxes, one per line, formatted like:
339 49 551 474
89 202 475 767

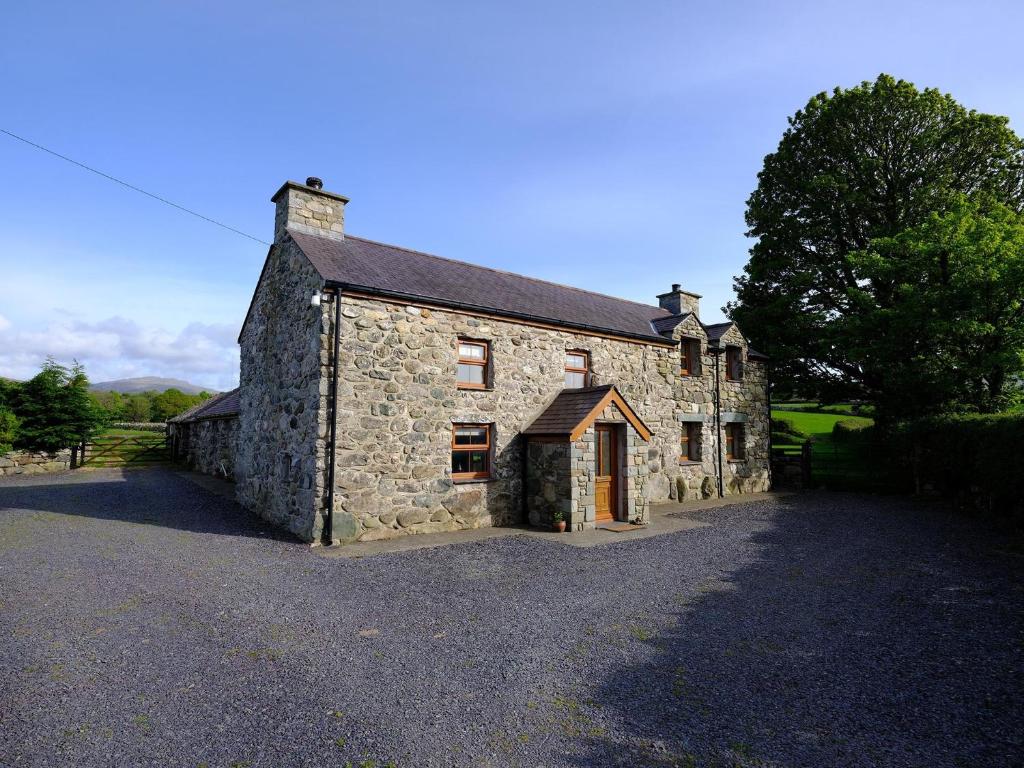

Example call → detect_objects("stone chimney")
271 177 350 243
656 283 701 317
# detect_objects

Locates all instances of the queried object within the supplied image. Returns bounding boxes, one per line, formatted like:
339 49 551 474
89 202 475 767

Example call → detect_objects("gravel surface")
1 468 1021 767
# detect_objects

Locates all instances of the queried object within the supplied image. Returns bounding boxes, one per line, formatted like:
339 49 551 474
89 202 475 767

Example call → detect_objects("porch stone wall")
525 441 571 527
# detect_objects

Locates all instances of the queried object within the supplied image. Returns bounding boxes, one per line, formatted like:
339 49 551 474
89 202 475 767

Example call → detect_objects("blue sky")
2 1 1022 390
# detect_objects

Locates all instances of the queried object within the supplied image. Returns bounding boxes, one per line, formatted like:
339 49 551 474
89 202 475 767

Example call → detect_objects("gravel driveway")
1 468 1021 767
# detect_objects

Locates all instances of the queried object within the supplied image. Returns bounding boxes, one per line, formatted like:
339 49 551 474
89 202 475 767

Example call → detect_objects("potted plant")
552 510 567 533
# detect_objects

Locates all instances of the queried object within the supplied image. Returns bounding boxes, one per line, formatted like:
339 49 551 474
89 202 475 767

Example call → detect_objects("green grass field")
771 409 873 444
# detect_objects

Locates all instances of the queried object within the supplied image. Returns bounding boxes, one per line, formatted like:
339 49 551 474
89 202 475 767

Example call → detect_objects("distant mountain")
89 377 217 395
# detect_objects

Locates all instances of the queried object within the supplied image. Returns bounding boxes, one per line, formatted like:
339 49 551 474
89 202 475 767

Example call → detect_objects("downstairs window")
452 423 492 480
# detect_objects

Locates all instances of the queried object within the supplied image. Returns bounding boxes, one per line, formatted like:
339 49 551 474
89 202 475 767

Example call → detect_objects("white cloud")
0 315 239 390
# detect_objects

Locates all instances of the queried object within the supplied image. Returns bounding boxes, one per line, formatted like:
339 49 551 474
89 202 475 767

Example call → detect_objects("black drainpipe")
765 359 774 491
325 287 343 544
712 344 724 498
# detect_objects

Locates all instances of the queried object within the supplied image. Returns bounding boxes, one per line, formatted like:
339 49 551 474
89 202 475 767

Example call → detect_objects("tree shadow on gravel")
565 494 1024 768
0 469 299 542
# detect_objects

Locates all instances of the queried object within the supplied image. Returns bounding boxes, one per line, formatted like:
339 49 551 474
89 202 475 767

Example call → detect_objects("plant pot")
555 520 566 533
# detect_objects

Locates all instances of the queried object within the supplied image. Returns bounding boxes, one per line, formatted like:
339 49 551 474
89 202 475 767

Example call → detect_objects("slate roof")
523 385 651 440
650 312 692 335
523 386 615 435
169 388 240 423
702 321 734 342
288 230 676 344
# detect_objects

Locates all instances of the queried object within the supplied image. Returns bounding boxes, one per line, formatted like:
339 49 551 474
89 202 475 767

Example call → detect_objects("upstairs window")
725 423 746 461
680 338 700 377
565 351 589 388
681 423 701 462
452 423 491 480
457 340 489 389
726 346 743 381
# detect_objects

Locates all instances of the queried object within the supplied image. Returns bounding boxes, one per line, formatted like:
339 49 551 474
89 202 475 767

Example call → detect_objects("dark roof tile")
523 386 614 436
289 231 674 344
702 321 734 342
170 388 240 423
651 312 692 335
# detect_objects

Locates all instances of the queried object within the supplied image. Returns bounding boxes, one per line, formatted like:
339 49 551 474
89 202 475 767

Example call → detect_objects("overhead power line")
0 128 270 245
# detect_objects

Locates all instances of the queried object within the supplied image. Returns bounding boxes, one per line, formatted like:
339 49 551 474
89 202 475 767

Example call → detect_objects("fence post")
801 441 812 488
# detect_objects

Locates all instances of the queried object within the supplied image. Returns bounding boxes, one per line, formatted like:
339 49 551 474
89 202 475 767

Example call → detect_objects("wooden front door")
594 425 618 522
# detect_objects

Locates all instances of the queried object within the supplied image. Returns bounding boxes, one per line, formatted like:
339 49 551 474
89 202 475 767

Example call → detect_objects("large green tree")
11 359 103 450
729 74 1024 415
844 196 1024 418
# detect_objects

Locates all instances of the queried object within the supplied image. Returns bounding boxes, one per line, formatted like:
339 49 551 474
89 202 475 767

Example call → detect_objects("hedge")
900 413 1024 522
832 418 874 442
772 431 807 446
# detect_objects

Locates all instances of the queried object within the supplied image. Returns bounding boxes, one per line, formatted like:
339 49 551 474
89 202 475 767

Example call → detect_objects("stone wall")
170 417 239 480
671 314 770 500
0 449 72 476
327 294 769 543
525 440 571 527
236 238 329 541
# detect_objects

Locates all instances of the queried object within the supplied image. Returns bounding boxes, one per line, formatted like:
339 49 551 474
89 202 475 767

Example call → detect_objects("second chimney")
656 283 701 317
271 177 350 243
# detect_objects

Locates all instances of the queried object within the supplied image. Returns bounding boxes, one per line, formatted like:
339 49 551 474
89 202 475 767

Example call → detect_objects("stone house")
230 177 770 544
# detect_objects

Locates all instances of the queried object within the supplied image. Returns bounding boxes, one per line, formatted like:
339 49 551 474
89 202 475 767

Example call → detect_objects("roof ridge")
343 233 672 317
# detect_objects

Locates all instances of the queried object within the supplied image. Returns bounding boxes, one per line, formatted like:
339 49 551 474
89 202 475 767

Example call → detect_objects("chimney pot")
306 176 323 190
672 283 681 292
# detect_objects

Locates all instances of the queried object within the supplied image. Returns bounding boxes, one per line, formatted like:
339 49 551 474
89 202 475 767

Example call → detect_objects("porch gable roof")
523 384 652 442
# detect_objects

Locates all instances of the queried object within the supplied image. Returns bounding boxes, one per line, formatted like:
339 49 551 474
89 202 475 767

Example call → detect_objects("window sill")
678 459 702 466
452 477 496 485
457 386 494 392
727 459 747 464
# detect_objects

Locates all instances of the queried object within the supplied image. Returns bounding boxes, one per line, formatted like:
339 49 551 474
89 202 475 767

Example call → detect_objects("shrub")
771 431 806 446
0 406 19 452
900 413 1024 522
832 418 874 442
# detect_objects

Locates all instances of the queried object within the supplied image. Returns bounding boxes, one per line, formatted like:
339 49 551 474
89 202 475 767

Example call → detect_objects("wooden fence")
80 434 170 468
